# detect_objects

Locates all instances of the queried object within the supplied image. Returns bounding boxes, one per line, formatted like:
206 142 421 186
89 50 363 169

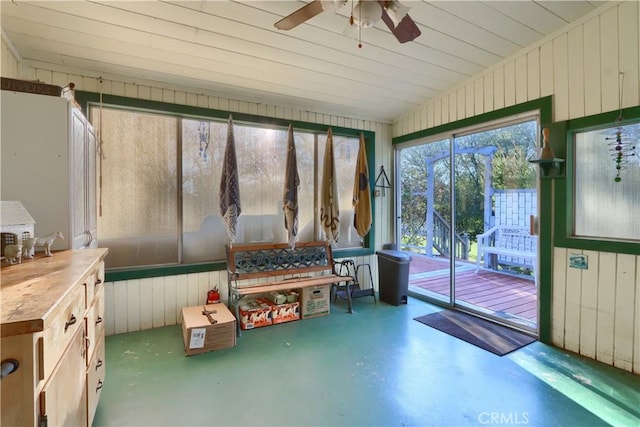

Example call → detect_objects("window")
573 121 640 241
90 102 373 270
95 108 179 268
180 120 317 263
319 134 364 250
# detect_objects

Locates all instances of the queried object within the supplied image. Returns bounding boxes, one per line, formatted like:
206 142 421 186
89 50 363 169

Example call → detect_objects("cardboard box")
301 284 331 319
271 301 300 324
182 303 236 356
238 298 273 330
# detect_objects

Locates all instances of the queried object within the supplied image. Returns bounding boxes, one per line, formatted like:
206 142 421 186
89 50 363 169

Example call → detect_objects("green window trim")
106 261 228 282
554 105 640 256
74 91 377 282
392 97 553 145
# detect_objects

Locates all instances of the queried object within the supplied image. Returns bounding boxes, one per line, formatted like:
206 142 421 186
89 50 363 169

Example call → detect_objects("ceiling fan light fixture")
275 0 420 45
385 0 410 28
320 0 348 13
352 0 383 29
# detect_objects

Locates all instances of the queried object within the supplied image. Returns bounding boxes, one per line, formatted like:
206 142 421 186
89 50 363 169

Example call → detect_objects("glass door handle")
529 215 539 236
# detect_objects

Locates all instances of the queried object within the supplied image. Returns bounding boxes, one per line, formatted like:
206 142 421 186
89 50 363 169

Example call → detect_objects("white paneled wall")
1 35 19 77
103 255 377 336
104 270 224 336
393 2 640 374
552 249 639 375
393 1 640 136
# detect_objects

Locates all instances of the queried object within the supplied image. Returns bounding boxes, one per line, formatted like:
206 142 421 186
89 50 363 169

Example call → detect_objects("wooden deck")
408 254 537 326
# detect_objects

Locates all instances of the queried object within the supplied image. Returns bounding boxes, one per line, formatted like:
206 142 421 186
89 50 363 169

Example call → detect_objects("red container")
207 289 220 304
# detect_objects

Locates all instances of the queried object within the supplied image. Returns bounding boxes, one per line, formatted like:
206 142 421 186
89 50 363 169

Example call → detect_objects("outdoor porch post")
483 154 493 268
426 162 434 257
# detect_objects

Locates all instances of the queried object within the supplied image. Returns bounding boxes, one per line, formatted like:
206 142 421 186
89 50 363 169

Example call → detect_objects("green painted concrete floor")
93 297 639 427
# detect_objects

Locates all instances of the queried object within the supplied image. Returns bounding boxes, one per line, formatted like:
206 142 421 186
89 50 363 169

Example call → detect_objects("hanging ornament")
605 123 636 183
198 122 210 161
604 72 636 183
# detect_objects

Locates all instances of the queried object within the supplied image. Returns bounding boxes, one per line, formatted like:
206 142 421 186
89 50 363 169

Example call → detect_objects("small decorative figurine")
22 237 36 259
4 244 23 265
539 127 555 160
34 231 64 257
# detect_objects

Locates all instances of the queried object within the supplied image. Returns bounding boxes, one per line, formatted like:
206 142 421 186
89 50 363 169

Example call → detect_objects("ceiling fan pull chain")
358 0 363 48
350 0 354 25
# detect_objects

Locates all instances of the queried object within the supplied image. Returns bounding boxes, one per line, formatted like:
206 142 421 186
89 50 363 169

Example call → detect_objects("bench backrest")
494 226 536 252
226 240 335 281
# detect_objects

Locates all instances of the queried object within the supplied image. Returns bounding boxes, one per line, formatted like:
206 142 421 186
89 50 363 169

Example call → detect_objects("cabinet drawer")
85 286 105 364
97 261 105 286
84 262 104 309
39 325 87 427
87 335 105 426
40 285 85 381
84 272 96 310
83 262 104 308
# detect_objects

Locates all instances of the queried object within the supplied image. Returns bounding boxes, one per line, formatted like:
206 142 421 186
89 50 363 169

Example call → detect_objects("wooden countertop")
1 248 108 337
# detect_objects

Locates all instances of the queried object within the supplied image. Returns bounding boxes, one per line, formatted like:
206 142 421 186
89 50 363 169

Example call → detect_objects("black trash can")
376 250 412 305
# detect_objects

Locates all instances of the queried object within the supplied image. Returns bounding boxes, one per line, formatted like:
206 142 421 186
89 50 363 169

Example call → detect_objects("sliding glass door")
396 116 539 332
398 138 452 302
452 121 538 330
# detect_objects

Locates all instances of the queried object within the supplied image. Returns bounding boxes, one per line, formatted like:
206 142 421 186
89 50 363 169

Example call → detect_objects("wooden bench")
475 225 537 284
226 241 355 334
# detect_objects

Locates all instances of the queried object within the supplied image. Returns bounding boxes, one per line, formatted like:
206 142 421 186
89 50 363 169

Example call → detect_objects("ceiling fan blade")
380 6 421 43
275 0 325 30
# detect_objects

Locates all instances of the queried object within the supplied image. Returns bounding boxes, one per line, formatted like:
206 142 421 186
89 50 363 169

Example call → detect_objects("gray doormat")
414 310 536 356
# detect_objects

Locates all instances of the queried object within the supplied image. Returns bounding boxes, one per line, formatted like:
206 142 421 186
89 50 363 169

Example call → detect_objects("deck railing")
401 210 470 260
432 211 470 260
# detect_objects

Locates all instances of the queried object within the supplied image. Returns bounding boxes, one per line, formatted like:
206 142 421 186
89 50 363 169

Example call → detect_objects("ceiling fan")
274 0 421 46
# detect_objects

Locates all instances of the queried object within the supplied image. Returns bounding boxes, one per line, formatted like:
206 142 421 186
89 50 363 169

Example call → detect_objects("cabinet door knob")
64 314 77 331
0 358 19 379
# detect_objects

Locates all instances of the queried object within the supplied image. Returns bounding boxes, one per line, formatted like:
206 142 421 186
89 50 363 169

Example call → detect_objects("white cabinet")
1 90 97 250
69 107 98 249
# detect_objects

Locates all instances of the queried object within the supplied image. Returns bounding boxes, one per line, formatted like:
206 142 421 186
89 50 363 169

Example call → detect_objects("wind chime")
605 71 636 182
198 121 210 161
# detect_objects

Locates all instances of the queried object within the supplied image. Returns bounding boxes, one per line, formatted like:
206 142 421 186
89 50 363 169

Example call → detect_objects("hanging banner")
353 133 372 237
283 124 300 248
219 114 241 244
320 128 340 244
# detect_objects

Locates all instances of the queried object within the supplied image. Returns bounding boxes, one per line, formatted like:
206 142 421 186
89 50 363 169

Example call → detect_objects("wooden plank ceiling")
1 1 605 122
